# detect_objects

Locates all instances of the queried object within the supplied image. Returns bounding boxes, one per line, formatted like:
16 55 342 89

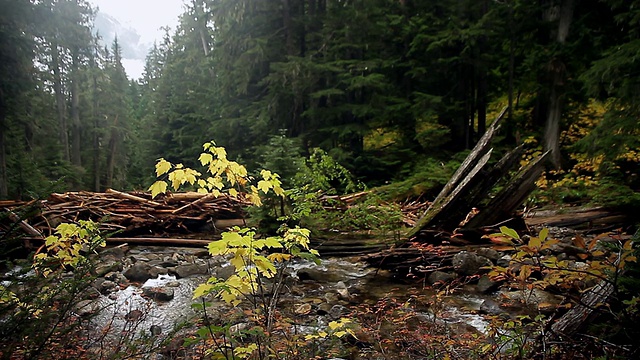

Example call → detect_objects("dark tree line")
1 0 639 199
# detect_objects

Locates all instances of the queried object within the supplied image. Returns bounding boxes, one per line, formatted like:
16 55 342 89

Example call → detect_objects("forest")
0 0 638 205
1 0 640 359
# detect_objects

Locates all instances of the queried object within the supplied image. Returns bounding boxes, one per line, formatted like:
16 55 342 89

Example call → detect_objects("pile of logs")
1 189 250 240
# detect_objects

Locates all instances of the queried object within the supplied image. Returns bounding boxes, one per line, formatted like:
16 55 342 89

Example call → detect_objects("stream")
79 245 493 354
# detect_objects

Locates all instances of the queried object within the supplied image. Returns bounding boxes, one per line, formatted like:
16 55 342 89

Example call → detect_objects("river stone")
125 309 144 321
124 262 153 282
476 248 500 261
501 288 562 312
452 251 493 276
143 286 175 301
324 292 339 303
95 260 122 277
428 270 456 285
148 257 179 268
75 299 100 317
476 275 501 293
104 271 127 284
294 303 312 315
149 266 169 278
497 254 512 267
230 322 249 333
479 299 505 316
100 246 127 259
335 281 351 300
150 325 162 336
173 263 209 278
317 303 333 315
100 280 119 294
329 304 347 319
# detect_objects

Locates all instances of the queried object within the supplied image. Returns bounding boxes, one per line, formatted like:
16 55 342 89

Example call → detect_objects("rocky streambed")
62 243 499 357
2 223 630 358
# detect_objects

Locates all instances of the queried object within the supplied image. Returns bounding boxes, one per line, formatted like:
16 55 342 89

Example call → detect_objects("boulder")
143 286 175 301
476 275 501 293
497 254 512 267
335 281 351 301
74 299 100 317
452 251 493 276
150 325 162 336
501 288 562 313
427 270 456 285
479 299 506 316
173 263 209 278
104 271 128 285
329 304 348 319
94 261 122 277
149 266 169 278
93 278 118 294
100 246 127 259
123 262 153 282
98 280 118 294
475 248 501 261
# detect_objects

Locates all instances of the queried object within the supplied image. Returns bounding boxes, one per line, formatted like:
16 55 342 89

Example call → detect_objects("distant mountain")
93 12 149 60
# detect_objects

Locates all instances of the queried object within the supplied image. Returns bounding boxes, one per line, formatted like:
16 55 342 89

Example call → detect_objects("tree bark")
105 115 118 189
52 43 70 162
544 0 575 168
0 112 7 198
71 50 82 167
92 53 100 192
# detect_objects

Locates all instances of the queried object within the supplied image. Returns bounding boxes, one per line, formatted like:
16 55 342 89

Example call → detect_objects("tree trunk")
105 115 118 189
91 55 100 192
71 50 82 167
52 43 70 162
543 0 575 168
0 112 7 198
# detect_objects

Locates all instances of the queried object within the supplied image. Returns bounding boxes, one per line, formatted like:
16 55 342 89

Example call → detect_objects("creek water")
89 251 491 344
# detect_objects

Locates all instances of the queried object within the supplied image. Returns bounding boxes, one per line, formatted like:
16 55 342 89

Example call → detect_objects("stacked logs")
2 189 250 238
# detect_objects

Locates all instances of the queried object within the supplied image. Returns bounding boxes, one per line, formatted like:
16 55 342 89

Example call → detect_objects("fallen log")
1 190 251 238
429 106 507 210
550 278 615 337
7 211 43 237
463 150 550 231
407 107 507 238
106 188 163 206
106 237 213 247
525 207 631 230
361 246 461 271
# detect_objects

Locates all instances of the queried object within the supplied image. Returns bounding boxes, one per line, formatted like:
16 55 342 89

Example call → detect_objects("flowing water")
87 252 490 342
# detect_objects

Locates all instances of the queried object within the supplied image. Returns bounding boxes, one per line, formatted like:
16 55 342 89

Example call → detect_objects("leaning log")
463 150 551 230
429 106 507 208
413 150 493 233
407 107 507 238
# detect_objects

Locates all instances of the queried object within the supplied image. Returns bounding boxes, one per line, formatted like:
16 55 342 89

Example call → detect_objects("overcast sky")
89 0 185 79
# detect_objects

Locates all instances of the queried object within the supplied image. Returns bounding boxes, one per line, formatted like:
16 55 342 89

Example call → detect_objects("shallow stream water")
89 252 490 343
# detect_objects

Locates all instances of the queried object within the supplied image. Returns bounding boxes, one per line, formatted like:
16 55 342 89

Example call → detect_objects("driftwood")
0 190 251 239
7 211 43 238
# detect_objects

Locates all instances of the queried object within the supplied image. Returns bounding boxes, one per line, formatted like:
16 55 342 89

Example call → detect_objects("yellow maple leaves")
148 141 285 206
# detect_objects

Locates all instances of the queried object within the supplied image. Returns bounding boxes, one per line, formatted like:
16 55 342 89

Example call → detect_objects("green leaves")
500 226 521 241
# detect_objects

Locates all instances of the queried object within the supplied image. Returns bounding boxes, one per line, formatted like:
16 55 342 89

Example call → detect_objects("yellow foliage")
149 140 284 203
